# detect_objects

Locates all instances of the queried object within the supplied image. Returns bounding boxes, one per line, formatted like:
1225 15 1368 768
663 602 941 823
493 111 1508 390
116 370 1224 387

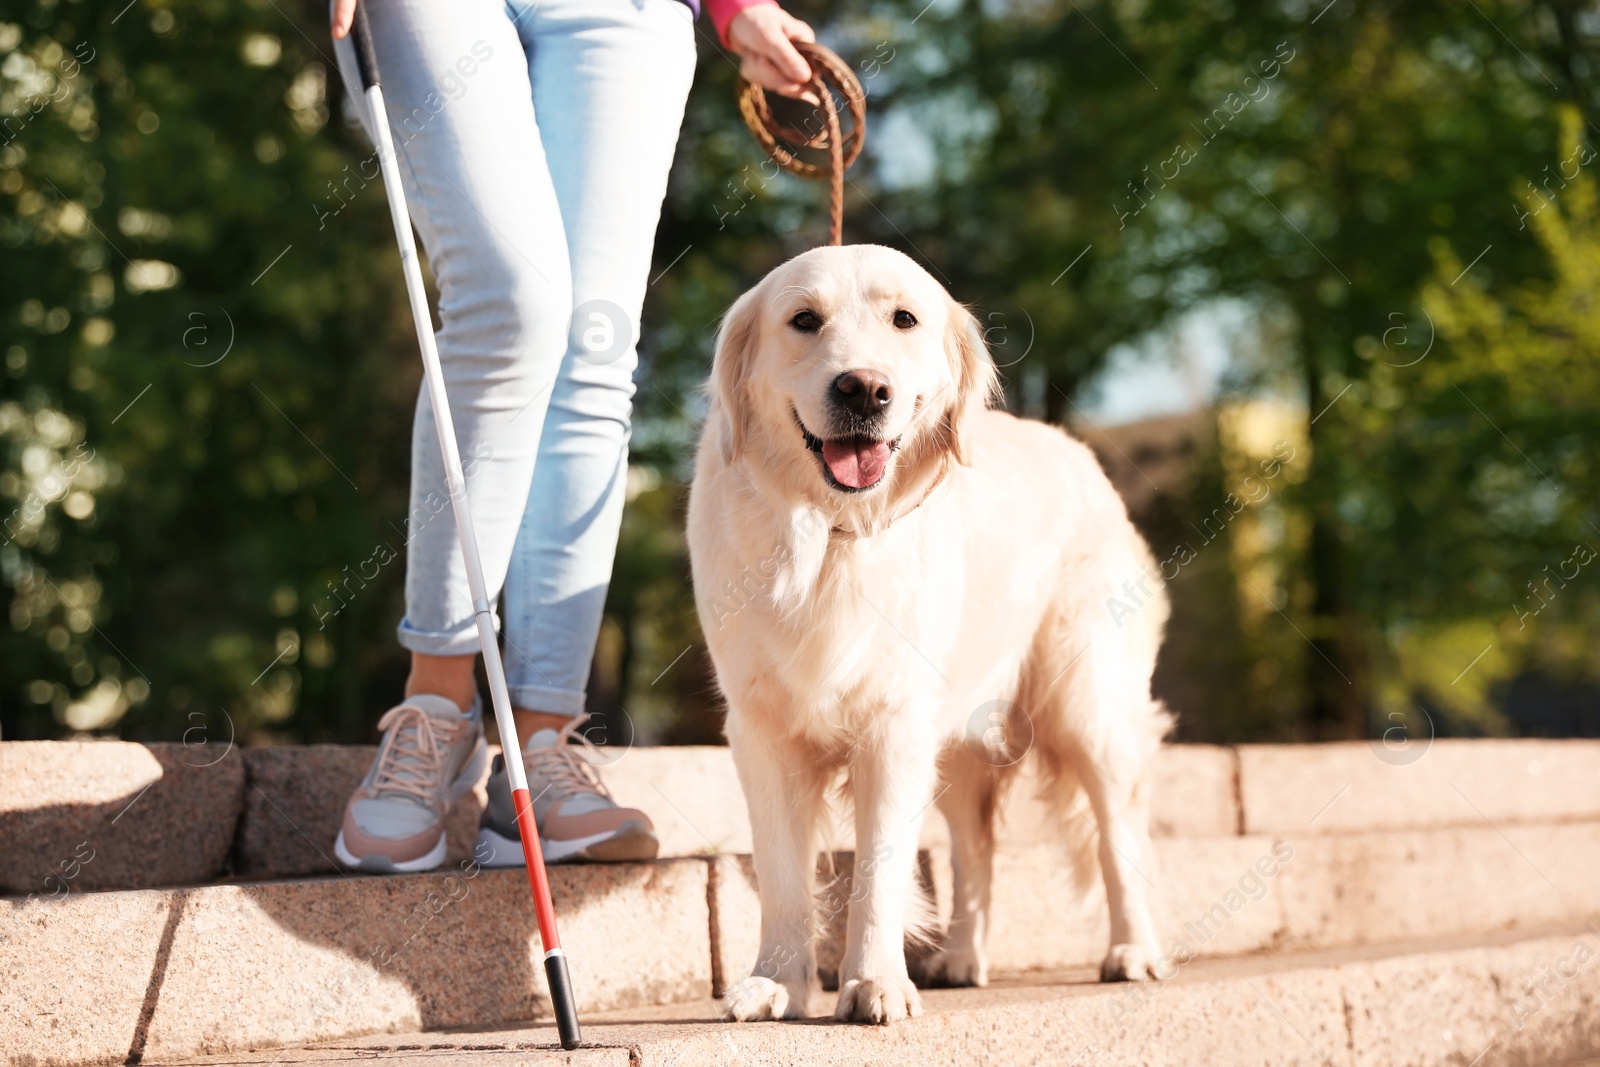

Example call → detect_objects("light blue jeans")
335 0 696 715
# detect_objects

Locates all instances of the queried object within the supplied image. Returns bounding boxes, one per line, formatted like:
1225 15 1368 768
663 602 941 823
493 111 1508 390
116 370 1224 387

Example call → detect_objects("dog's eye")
892 309 918 330
789 309 822 333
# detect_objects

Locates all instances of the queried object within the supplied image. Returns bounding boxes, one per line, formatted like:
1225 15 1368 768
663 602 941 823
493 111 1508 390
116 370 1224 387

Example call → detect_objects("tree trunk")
1303 350 1367 740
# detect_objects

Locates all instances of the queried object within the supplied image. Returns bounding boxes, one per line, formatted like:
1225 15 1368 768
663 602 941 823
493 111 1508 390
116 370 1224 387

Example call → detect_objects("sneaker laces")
524 717 613 802
371 703 467 803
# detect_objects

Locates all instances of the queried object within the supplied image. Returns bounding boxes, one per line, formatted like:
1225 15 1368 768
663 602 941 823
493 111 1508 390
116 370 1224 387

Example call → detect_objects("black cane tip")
544 952 582 1050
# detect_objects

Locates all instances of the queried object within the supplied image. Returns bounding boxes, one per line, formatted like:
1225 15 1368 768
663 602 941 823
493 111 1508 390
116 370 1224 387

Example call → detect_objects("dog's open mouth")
798 417 899 492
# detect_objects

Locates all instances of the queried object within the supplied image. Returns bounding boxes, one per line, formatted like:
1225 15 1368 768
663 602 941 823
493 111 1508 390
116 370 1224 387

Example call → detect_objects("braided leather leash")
737 40 866 246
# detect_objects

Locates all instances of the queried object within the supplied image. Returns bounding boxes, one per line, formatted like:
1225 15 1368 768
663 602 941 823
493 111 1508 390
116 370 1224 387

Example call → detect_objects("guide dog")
688 244 1170 1023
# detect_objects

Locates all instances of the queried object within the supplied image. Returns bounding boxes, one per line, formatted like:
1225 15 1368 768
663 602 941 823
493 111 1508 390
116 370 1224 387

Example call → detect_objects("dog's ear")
712 285 763 461
943 299 1000 465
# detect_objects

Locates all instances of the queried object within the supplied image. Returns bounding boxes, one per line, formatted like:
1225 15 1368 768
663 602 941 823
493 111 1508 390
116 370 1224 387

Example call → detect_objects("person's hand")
331 0 357 38
726 4 816 99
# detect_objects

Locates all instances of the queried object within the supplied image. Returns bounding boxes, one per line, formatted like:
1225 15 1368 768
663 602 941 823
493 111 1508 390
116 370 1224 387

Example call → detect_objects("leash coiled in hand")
737 40 865 246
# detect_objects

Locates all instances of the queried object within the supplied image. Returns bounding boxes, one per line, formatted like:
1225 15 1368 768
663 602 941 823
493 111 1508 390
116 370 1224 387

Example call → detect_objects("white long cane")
339 3 581 1048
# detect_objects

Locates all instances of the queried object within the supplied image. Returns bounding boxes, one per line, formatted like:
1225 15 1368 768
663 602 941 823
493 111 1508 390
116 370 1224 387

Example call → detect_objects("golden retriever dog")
687 244 1171 1024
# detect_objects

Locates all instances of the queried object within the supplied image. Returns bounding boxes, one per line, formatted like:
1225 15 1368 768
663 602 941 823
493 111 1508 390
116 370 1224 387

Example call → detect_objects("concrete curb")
13 819 1596 1066
1239 739 1600 836
3 860 711 1067
1 743 1243 891
0 741 242 894
711 824 1600 982
162 927 1600 1067
236 745 488 880
7 738 1600 1067
8 739 1600 892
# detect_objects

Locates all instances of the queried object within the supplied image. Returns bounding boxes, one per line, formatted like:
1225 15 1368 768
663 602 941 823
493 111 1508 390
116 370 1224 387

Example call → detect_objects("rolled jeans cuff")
396 614 499 658
507 683 587 718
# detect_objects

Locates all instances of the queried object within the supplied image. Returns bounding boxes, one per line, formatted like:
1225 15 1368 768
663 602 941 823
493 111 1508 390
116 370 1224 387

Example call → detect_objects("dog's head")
711 245 999 502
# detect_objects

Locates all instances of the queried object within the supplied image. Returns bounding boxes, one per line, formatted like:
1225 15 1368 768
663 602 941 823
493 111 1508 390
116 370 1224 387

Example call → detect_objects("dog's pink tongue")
822 438 890 489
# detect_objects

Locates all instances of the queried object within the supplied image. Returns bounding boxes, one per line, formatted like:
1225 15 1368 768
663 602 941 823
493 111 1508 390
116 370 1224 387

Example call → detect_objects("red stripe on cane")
512 786 562 951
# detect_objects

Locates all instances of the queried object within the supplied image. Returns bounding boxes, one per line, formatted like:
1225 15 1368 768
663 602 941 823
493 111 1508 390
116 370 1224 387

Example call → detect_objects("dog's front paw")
914 946 988 988
834 975 923 1024
723 976 804 1021
1100 942 1166 982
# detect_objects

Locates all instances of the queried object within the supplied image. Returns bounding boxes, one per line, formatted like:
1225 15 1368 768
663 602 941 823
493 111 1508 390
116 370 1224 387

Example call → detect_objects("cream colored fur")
688 245 1171 1025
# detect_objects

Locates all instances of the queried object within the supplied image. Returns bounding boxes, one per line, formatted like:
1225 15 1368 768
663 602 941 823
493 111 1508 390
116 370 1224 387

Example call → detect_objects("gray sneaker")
475 719 659 865
334 694 487 873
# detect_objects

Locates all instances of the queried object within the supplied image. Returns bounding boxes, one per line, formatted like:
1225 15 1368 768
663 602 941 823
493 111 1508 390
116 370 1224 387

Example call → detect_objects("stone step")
235 742 1239 881
160 926 1600 1067
10 738 1598 893
10 818 1600 1067
0 741 243 894
712 820 1600 987
4 860 712 1067
1237 739 1600 836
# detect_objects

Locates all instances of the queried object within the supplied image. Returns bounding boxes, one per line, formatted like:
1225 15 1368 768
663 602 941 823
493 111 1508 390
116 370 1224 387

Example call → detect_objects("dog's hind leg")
1039 629 1170 983
725 721 827 1021
1082 746 1165 982
917 743 1000 987
1077 654 1169 981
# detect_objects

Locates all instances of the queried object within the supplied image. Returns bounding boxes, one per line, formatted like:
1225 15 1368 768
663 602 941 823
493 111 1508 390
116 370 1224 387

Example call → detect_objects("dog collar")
830 464 951 539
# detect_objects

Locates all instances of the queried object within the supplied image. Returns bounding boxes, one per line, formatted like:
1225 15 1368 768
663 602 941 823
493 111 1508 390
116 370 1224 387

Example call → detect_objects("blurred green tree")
1 0 417 742
848 0 1600 738
6 0 1600 746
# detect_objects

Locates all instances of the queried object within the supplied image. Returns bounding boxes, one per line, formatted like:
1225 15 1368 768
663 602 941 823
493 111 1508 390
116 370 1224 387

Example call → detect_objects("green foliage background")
3 0 1599 745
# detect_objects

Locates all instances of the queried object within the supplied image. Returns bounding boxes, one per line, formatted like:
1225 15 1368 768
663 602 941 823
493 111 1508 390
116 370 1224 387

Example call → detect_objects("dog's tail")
1034 756 1103 896
904 853 942 948
1033 698 1174 897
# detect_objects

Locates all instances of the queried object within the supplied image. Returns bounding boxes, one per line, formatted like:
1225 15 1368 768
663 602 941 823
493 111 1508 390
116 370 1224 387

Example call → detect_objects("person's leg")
329 0 572 870
406 652 477 711
476 0 697 866
357 0 573 663
501 0 696 722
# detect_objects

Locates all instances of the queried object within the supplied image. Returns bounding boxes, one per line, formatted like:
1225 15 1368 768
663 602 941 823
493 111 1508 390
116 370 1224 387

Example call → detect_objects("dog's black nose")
832 370 893 419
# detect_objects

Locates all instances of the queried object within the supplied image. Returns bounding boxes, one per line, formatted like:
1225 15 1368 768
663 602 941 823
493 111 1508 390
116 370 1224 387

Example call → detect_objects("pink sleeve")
707 0 777 46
